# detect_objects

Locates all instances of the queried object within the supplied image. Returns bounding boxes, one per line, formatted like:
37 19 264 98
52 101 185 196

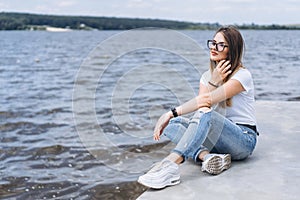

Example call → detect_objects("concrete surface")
137 101 300 200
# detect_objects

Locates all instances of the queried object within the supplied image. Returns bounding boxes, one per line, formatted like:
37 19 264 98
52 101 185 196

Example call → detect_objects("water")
0 30 299 199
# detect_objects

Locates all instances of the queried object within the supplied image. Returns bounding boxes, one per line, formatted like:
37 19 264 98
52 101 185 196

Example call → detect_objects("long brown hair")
210 26 245 107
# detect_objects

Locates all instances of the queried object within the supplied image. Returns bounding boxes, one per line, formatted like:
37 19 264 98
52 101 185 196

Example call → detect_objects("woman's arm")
153 79 244 140
199 60 232 95
177 79 245 116
207 79 245 105
177 60 236 116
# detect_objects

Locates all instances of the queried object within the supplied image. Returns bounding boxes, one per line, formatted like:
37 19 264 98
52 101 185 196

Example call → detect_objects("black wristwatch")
171 107 178 117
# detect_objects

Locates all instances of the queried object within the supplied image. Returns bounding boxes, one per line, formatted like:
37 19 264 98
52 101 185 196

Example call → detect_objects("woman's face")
209 32 229 62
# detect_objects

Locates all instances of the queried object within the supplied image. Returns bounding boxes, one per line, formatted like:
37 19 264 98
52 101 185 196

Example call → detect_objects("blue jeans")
163 110 257 162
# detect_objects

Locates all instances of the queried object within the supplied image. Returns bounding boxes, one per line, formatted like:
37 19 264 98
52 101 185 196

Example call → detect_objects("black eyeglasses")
207 40 228 52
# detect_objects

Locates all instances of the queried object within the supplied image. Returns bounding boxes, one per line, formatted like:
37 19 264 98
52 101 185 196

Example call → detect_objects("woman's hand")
153 111 173 141
210 60 232 86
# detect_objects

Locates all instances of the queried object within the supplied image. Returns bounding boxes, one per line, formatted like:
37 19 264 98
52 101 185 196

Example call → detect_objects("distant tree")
0 12 298 31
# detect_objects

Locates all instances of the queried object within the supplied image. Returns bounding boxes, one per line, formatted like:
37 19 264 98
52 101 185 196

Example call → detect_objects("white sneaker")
201 154 231 175
138 159 180 189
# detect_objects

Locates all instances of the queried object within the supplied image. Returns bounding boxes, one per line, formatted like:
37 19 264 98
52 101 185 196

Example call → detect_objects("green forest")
0 12 299 30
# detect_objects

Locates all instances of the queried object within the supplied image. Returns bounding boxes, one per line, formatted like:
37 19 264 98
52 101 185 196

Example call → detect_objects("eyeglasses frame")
207 40 228 52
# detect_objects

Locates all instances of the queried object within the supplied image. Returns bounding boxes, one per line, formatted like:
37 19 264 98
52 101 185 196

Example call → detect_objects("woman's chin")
210 56 226 62
210 57 220 62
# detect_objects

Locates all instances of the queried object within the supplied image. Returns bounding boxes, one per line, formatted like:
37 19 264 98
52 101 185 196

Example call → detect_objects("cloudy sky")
0 0 299 25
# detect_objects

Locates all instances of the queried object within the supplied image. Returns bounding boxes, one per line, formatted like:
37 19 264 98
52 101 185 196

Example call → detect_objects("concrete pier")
137 101 300 200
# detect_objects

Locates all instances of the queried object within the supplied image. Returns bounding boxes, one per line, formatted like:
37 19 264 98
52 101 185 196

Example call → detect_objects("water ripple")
0 30 299 199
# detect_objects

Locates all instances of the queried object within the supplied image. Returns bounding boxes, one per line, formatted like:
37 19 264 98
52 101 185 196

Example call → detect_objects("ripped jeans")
162 110 257 162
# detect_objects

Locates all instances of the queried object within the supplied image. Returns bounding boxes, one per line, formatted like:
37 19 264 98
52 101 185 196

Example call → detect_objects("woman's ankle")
166 153 184 164
198 150 210 161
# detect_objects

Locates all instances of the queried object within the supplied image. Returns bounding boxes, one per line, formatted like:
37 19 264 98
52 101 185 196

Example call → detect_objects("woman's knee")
170 116 189 125
163 117 188 142
199 107 212 113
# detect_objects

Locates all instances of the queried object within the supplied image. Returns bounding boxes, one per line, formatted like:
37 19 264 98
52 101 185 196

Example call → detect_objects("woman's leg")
163 116 189 144
163 109 211 164
198 110 257 174
138 114 198 188
171 109 257 162
204 111 257 161
170 109 211 162
138 109 257 188
162 116 190 164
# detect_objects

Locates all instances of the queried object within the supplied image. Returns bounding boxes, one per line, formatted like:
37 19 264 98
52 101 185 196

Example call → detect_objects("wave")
287 96 300 101
0 121 68 133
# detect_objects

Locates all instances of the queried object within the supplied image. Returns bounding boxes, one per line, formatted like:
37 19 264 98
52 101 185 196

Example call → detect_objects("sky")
0 0 299 25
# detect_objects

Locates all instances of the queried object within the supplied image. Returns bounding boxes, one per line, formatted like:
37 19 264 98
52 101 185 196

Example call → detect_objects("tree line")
0 12 299 30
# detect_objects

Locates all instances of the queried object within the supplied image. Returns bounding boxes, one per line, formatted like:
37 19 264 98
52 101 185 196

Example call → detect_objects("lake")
0 29 299 199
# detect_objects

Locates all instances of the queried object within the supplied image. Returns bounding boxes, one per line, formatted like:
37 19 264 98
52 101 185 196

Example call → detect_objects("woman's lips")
211 51 218 56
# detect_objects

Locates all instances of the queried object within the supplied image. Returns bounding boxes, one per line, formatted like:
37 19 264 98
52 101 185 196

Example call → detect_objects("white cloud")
58 1 76 7
127 0 152 8
0 2 9 10
34 5 58 14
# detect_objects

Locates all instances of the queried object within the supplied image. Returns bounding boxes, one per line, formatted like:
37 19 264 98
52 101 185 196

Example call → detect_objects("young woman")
138 26 258 189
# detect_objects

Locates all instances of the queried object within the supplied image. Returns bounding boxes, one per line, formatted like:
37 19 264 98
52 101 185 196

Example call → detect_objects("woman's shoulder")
231 67 254 92
200 70 211 84
232 67 252 79
202 70 211 77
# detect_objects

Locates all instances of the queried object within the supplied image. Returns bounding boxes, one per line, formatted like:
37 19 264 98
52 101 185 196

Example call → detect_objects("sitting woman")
138 26 258 189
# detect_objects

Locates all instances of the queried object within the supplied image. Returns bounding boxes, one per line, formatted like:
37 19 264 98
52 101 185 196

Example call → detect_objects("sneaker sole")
138 175 180 189
202 154 231 175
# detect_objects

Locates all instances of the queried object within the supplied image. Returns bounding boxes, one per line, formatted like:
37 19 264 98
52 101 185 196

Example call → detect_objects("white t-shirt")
200 68 256 125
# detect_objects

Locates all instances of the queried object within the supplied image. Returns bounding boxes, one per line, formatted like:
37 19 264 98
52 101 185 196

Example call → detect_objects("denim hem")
193 150 201 163
193 148 209 163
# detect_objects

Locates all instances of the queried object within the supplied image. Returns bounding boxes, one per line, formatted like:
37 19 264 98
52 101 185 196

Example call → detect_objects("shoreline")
1 28 300 32
1 12 300 31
